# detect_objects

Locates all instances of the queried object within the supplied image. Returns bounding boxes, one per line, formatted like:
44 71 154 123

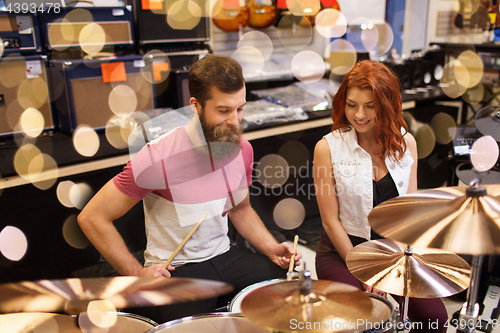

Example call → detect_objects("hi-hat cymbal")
241 279 378 333
0 276 233 315
346 239 470 298
475 106 500 141
368 184 500 255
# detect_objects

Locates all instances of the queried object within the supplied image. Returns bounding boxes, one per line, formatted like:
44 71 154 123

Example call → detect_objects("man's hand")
137 264 175 278
273 242 302 269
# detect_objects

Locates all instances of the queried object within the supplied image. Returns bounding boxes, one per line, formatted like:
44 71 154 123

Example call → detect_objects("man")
77 54 301 322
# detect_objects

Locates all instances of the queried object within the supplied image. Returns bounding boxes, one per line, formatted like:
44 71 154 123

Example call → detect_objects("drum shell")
228 278 287 312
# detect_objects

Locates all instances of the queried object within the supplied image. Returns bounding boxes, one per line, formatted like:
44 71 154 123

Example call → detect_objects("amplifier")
41 6 134 51
0 55 54 136
131 0 210 45
49 55 157 133
0 12 43 55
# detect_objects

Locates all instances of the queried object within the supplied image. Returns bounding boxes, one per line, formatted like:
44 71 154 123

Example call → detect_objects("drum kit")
0 183 499 332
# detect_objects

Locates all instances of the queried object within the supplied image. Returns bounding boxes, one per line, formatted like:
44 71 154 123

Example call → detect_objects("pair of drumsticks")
161 211 300 274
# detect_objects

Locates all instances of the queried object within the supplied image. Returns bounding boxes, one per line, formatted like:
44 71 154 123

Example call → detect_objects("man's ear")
190 97 200 115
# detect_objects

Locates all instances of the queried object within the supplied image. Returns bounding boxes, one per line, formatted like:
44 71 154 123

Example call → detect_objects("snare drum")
0 312 157 333
228 278 286 312
145 312 271 332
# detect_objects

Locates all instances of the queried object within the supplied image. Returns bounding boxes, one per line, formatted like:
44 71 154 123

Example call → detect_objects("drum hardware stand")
395 245 413 333
457 255 484 333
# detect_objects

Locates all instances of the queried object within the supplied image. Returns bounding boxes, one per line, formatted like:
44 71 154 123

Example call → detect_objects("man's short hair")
188 54 245 107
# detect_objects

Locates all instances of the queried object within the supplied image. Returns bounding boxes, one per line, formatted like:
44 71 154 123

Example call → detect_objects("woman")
314 60 447 332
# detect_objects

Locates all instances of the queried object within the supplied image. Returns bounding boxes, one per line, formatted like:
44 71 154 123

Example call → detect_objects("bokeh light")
278 141 310 174
345 17 379 52
79 23 106 55
256 154 289 188
470 135 499 172
69 182 93 210
19 108 45 138
440 61 467 99
0 54 27 88
108 85 138 117
273 198 305 230
462 83 484 105
31 154 59 190
430 112 457 145
277 14 313 50
286 0 321 17
324 39 357 75
454 50 484 89
232 46 265 78
0 226 28 261
73 125 100 157
17 76 49 110
63 215 90 250
315 9 347 39
88 300 117 328
57 181 77 208
141 50 171 84
167 0 202 30
291 51 325 83
14 143 43 181
106 115 139 149
415 123 436 159
238 31 273 60
369 19 394 56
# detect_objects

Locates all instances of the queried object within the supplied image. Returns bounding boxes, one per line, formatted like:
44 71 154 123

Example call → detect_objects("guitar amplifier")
130 0 210 45
41 6 134 51
49 55 157 133
0 12 43 55
0 55 54 136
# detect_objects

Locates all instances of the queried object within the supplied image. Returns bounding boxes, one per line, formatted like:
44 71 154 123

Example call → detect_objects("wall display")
49 55 156 133
0 55 54 136
212 0 249 32
132 0 210 44
0 12 43 55
41 6 134 51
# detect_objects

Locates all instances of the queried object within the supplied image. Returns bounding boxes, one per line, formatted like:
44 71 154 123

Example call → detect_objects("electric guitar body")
213 0 250 32
248 0 277 29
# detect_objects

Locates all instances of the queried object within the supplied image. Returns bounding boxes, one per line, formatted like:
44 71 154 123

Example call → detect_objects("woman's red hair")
331 60 408 162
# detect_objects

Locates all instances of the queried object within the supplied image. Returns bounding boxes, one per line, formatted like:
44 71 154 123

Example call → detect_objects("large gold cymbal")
241 279 378 333
368 184 500 255
346 239 471 298
0 276 233 315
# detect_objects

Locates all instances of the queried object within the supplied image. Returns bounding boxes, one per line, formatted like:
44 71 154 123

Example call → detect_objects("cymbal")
346 239 471 298
241 279 379 332
475 105 500 141
368 184 500 255
0 276 233 315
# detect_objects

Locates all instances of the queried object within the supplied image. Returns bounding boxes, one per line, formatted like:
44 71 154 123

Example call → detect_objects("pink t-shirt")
113 126 254 266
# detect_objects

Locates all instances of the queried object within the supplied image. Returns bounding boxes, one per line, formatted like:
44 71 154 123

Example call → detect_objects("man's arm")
77 179 173 277
227 193 301 269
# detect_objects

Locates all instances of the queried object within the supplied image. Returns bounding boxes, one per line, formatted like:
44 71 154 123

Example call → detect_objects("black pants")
129 246 286 324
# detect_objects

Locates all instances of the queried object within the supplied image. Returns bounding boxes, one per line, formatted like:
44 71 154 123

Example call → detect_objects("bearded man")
78 54 301 322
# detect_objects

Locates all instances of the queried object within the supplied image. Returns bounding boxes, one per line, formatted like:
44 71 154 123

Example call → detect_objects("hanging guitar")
275 0 329 28
453 0 489 30
213 0 250 32
247 0 277 29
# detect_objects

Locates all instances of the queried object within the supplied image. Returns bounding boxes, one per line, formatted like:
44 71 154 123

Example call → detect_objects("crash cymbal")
0 276 233 315
241 279 378 332
368 184 500 255
346 239 471 298
475 105 500 141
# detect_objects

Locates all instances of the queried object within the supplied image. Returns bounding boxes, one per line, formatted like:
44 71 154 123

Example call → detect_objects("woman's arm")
313 139 353 262
406 133 418 193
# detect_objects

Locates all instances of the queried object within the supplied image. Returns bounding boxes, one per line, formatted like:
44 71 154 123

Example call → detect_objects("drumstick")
287 235 299 280
162 211 208 269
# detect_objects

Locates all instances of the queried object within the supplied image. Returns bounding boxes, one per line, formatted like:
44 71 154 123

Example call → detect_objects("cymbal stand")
457 255 484 333
396 245 413 333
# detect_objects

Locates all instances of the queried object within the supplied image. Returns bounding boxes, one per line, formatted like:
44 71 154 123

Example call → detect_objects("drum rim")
145 312 245 333
228 278 287 312
114 311 159 327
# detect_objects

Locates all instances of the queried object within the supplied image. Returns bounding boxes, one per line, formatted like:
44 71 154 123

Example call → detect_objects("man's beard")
199 112 244 160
